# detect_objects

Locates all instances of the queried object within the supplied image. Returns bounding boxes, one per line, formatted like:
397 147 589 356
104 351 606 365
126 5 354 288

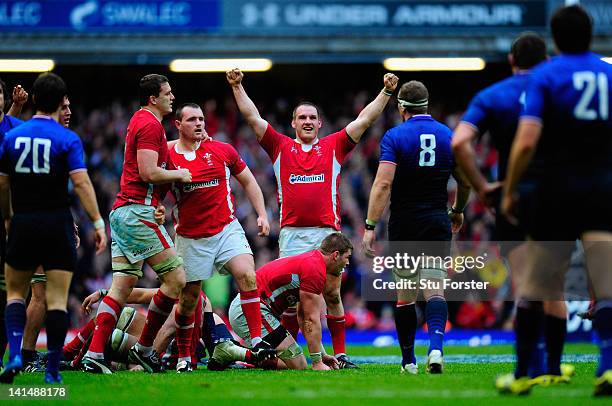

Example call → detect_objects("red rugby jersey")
256 250 327 317
168 140 246 238
259 124 356 230
113 109 170 209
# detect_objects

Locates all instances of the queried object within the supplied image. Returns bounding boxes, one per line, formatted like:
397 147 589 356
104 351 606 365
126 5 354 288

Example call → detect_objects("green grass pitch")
3 343 602 405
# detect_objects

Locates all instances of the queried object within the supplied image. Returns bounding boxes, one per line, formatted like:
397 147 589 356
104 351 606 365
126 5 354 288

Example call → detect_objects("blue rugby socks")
426 296 447 355
46 310 68 378
544 314 566 376
394 302 417 366
528 337 547 377
514 300 544 378
594 302 612 377
5 299 26 364
202 311 217 355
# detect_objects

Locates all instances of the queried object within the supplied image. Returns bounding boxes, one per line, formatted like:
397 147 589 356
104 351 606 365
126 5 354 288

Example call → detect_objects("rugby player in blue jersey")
501 5 612 396
452 33 574 386
0 79 28 368
21 96 74 374
0 73 107 384
363 80 470 374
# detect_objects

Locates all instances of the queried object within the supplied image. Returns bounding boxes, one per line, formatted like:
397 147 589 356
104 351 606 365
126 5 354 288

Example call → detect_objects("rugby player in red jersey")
164 103 272 372
82 74 193 374
227 69 398 368
224 233 352 371
65 286 271 372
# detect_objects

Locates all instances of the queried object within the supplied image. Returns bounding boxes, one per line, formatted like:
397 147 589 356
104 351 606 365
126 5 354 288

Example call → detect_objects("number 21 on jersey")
573 71 609 120
419 133 436 167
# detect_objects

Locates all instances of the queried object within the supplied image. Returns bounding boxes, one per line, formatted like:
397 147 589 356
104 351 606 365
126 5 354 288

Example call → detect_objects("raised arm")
70 170 107 255
362 162 396 257
226 69 268 141
234 166 270 236
345 73 399 143
7 85 28 118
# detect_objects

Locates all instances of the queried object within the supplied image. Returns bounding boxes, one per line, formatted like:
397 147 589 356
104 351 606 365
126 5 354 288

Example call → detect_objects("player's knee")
111 260 143 279
156 258 186 294
234 269 257 291
423 286 445 301
278 342 304 363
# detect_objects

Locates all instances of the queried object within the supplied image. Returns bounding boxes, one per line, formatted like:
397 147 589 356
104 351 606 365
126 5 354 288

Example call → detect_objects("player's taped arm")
366 162 396 225
298 290 324 361
451 123 488 194
503 119 542 198
235 167 268 222
451 166 471 212
228 80 267 141
345 73 398 143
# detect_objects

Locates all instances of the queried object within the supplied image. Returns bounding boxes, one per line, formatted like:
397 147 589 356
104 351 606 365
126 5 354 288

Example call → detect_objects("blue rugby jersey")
461 72 542 180
0 115 23 138
0 115 86 212
522 52 612 172
380 114 454 213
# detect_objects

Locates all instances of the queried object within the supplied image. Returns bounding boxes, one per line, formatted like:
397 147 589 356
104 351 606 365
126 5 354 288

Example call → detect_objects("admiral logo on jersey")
289 173 325 184
182 179 220 192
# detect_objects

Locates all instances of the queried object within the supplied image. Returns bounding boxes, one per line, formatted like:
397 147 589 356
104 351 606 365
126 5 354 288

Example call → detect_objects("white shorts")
175 219 253 283
278 226 335 258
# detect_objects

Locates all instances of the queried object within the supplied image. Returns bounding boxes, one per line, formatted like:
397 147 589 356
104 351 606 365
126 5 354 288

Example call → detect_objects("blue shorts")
6 209 77 272
523 171 612 240
388 210 451 259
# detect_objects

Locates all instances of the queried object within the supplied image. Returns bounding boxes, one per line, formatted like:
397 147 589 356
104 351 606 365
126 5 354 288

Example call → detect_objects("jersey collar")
140 107 161 122
409 114 432 120
174 141 201 155
293 137 319 152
